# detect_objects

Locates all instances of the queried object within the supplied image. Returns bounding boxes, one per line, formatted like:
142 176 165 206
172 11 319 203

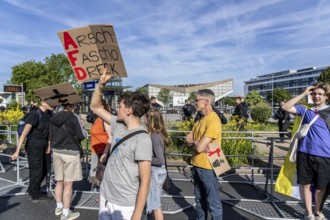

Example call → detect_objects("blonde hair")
314 82 330 100
145 108 169 147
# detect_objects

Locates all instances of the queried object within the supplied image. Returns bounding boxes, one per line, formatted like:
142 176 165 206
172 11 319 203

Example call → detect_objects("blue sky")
1 0 330 95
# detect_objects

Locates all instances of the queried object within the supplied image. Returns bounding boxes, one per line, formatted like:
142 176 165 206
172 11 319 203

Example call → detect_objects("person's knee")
63 181 73 188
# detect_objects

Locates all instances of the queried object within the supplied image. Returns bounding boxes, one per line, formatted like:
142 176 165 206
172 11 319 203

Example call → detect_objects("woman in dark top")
145 108 169 220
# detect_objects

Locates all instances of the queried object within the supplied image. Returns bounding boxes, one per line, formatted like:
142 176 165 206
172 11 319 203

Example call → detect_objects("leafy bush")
168 116 264 166
221 117 261 166
0 109 24 125
250 102 272 123
169 118 194 162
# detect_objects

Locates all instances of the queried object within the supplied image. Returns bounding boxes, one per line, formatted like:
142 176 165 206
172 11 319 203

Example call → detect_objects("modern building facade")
142 79 234 108
244 66 328 98
0 92 25 108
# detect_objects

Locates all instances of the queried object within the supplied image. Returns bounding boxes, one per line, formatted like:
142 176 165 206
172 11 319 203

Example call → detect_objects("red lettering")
208 148 221 157
73 67 87 80
67 50 79 66
63 32 78 50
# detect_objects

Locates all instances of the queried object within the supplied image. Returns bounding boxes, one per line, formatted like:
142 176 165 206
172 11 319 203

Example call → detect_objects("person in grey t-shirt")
90 69 152 220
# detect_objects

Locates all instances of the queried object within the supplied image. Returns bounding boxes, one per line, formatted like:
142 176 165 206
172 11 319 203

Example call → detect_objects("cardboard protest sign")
34 82 83 107
207 142 231 176
58 24 127 83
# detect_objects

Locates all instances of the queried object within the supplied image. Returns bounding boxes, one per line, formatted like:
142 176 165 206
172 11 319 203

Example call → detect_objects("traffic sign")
83 81 97 90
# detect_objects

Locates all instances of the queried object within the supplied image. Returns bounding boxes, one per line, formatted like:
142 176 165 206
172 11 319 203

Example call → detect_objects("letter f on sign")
68 50 79 66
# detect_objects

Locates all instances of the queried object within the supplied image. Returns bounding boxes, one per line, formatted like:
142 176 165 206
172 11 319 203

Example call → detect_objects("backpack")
17 109 42 136
213 107 228 124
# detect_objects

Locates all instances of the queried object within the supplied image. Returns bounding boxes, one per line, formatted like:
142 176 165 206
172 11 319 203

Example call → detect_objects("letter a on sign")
63 32 78 50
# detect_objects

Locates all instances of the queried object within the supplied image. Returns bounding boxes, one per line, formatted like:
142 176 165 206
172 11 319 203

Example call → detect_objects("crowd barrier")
0 127 288 192
2 126 317 219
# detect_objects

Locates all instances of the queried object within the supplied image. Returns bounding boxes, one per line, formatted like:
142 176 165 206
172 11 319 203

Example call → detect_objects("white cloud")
1 0 330 95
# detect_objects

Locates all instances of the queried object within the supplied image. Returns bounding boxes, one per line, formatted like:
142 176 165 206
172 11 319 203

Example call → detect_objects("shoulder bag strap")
109 130 148 156
296 108 307 130
309 114 319 125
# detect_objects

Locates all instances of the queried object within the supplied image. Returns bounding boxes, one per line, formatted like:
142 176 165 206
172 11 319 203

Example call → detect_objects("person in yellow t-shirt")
185 89 222 220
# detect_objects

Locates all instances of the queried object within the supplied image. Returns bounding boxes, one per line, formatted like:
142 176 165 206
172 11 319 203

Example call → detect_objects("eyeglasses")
311 92 325 96
195 99 208 102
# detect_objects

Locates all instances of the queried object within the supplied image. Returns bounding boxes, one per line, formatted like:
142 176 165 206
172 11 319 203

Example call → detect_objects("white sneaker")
55 207 63 216
61 211 80 220
304 214 316 220
315 212 326 220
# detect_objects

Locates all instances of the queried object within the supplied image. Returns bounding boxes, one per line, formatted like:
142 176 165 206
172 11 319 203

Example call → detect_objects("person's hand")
304 86 315 96
46 146 51 154
99 68 112 86
131 212 141 220
100 154 107 164
204 145 210 153
11 151 19 160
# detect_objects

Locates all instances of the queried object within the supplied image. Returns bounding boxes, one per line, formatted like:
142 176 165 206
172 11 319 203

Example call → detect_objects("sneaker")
315 212 326 220
304 214 316 220
55 207 63 216
61 211 80 220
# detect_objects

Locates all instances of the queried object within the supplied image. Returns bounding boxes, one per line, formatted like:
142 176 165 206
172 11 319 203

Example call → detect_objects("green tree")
135 87 148 96
266 88 292 104
10 53 74 101
10 60 47 102
188 91 196 102
157 88 172 107
245 90 264 106
318 67 330 84
45 54 80 92
223 96 236 106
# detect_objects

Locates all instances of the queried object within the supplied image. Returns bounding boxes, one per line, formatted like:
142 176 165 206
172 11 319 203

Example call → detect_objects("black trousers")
26 142 51 198
278 121 291 140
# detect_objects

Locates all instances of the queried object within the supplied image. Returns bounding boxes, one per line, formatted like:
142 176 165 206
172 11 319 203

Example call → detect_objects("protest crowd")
5 24 330 220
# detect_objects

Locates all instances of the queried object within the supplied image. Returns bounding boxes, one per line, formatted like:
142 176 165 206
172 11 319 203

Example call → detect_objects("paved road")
0 162 265 220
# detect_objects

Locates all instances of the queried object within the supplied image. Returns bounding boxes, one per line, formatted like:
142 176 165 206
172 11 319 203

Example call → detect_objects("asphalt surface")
0 161 266 220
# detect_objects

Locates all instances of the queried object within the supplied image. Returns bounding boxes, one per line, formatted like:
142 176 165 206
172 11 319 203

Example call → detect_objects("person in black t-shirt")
150 96 162 109
232 96 249 131
11 100 53 201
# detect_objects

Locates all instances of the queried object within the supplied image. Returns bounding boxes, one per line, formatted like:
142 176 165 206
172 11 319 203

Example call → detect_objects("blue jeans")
146 165 167 213
192 166 222 220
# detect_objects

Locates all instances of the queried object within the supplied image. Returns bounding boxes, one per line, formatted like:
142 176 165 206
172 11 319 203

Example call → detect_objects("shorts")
296 151 330 190
99 195 135 220
146 165 167 213
53 151 83 182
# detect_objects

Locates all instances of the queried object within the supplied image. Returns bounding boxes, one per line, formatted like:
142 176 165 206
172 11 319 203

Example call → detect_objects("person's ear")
126 106 133 116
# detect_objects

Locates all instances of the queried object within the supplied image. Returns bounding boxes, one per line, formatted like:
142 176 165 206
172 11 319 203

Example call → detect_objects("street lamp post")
21 83 24 108
271 75 274 115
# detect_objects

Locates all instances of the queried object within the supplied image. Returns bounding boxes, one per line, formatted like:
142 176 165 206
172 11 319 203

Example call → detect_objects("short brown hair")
118 91 150 117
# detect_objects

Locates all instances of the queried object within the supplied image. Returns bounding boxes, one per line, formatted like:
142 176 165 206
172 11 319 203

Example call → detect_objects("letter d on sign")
74 67 87 81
